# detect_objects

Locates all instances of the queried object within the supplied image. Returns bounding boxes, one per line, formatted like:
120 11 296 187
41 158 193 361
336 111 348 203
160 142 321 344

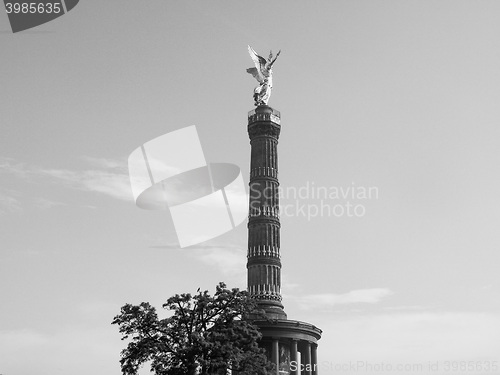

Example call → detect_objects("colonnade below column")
265 338 319 375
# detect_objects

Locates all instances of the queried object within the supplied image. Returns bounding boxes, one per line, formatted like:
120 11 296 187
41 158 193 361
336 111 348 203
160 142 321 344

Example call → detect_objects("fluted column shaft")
291 339 299 375
304 342 312 375
247 106 286 319
311 344 318 375
272 339 280 375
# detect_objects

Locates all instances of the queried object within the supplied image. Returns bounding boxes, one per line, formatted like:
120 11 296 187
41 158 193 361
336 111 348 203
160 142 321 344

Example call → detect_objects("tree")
112 282 274 375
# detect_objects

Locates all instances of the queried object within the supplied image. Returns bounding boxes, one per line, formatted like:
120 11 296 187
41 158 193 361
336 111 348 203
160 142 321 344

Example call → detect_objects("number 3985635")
5 3 62 14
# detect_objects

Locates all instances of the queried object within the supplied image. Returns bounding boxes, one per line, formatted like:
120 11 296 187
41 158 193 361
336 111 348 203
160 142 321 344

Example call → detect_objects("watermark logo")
289 360 500 373
250 181 379 221
4 0 79 33
128 126 247 248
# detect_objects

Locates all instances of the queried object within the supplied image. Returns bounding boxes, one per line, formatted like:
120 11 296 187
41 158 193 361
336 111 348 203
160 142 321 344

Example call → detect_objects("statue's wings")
246 67 264 83
247 45 266 83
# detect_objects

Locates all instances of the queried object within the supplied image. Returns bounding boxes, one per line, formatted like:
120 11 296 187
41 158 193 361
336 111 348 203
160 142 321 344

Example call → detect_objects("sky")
1 1 500 374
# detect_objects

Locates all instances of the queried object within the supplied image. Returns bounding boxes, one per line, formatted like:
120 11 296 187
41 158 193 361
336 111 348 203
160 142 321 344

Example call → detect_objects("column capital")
248 106 281 140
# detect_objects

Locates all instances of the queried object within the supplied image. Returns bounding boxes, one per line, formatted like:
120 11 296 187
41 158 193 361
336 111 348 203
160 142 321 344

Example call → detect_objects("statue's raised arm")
246 45 280 106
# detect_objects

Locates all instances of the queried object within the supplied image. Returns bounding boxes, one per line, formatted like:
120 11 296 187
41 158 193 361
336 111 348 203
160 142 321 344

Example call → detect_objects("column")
290 339 299 375
311 344 318 375
304 342 312 375
272 339 279 375
246 106 286 319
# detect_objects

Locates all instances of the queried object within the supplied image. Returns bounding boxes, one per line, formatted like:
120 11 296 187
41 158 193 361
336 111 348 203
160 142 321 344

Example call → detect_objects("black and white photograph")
1 1 499 374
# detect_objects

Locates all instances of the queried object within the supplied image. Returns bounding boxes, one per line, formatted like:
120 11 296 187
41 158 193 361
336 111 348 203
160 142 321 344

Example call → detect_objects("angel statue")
246 45 281 106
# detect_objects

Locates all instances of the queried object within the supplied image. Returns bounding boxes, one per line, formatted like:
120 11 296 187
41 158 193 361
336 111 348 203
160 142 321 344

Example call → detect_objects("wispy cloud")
320 311 500 363
194 246 246 275
39 168 132 201
0 157 248 215
0 157 30 179
0 328 49 347
383 305 429 312
33 197 66 209
81 156 127 169
185 244 247 286
148 244 182 250
0 190 22 214
0 156 133 202
0 326 121 374
291 288 394 310
148 240 247 282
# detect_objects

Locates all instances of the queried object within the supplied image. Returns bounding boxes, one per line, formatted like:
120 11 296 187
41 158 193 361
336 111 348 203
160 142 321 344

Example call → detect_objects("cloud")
33 197 66 209
0 190 22 214
383 305 429 311
148 244 182 250
39 167 132 201
0 157 29 179
148 240 247 282
0 326 121 375
193 246 246 275
80 156 127 169
318 311 500 367
291 288 394 310
0 158 248 218
184 245 247 286
0 156 133 202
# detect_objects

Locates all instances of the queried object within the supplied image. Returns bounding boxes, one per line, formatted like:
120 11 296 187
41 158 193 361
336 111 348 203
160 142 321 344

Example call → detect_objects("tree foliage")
112 282 273 375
